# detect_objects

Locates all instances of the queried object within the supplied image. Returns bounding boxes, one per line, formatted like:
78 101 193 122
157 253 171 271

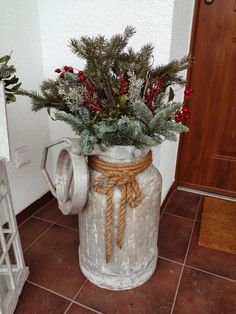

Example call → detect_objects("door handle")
205 0 236 11
205 0 214 4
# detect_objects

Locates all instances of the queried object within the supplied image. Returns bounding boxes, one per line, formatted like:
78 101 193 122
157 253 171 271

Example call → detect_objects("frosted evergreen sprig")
127 71 143 103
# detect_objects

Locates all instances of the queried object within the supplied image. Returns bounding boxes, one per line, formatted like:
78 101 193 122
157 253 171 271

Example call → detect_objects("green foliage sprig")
0 55 21 103
18 26 192 154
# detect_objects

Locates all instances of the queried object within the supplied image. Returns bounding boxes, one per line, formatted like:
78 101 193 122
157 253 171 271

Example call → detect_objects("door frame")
175 0 202 187
176 0 236 197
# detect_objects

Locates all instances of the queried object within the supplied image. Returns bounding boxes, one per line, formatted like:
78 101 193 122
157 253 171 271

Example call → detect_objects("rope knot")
89 151 152 262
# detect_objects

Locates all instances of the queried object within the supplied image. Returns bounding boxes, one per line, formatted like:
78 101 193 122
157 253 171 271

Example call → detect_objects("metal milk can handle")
41 137 89 215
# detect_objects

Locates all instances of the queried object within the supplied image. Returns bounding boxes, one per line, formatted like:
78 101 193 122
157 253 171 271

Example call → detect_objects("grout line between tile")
23 214 65 252
73 302 104 314
33 198 57 215
158 256 183 266
23 223 54 252
160 209 165 220
64 279 88 314
64 280 104 314
27 279 73 302
164 211 195 222
32 215 78 232
32 215 62 225
18 214 35 228
160 192 173 220
170 195 203 314
54 221 78 232
18 198 56 228
185 265 236 284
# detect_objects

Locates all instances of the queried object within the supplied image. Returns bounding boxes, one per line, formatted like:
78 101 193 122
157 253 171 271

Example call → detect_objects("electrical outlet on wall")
15 146 31 169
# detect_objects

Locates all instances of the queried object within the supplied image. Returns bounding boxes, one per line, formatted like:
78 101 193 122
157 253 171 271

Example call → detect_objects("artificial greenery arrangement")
19 26 192 154
0 54 21 103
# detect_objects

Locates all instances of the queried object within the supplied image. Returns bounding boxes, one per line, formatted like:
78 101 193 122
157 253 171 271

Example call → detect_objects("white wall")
0 0 51 214
37 0 195 201
157 0 195 200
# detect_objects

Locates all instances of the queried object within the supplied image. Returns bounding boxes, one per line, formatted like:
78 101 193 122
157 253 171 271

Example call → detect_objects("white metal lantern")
0 158 29 314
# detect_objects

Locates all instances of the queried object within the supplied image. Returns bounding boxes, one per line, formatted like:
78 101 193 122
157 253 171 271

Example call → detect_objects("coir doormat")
199 196 236 255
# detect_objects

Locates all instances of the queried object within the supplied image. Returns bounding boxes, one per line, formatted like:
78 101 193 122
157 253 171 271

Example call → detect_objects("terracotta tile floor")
15 190 236 314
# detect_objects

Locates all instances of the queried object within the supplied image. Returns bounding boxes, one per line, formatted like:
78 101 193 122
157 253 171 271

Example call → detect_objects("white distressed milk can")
42 138 162 290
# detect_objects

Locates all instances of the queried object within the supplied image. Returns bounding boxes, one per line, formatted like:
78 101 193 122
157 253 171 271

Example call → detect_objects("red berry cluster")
55 66 102 113
184 88 192 101
174 106 191 123
174 88 192 123
144 77 164 110
119 75 128 96
77 70 86 82
55 66 74 78
76 71 101 113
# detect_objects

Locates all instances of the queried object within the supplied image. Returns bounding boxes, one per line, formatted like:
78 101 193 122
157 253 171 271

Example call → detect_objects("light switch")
15 146 31 168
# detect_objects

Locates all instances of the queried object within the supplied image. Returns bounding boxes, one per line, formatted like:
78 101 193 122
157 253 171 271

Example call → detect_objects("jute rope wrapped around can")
89 151 152 262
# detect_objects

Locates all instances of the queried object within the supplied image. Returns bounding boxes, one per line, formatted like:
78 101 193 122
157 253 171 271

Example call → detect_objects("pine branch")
69 27 137 107
149 103 181 131
105 26 136 69
131 100 153 124
55 111 85 133
134 43 153 77
17 88 67 112
151 55 190 87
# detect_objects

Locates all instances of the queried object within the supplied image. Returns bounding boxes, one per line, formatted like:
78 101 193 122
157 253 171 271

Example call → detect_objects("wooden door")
177 0 236 197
